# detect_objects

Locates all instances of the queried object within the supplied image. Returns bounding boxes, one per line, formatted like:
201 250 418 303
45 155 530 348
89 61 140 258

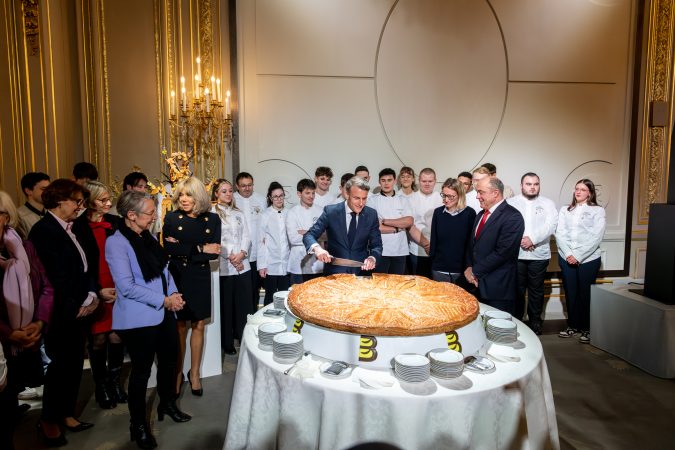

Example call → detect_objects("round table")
224 305 559 450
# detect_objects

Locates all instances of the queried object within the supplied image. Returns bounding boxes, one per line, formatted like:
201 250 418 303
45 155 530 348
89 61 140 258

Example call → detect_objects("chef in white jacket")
286 179 324 284
257 182 290 306
507 172 558 334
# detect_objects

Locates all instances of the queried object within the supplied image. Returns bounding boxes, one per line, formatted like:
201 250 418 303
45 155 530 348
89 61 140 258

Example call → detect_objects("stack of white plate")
427 348 464 379
273 291 290 310
486 318 518 344
393 354 430 383
483 310 512 328
258 322 287 350
272 332 304 363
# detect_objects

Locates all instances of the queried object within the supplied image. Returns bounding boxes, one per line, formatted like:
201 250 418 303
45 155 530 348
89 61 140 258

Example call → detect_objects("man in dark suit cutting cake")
304 176 383 275
464 177 524 314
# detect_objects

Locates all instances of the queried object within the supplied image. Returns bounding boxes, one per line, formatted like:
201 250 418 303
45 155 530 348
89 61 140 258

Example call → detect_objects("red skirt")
91 301 113 334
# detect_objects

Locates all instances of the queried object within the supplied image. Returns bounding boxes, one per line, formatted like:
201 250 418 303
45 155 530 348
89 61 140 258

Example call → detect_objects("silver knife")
330 257 363 267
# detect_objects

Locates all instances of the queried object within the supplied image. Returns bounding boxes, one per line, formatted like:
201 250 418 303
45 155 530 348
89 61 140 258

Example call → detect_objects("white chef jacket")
233 191 266 261
314 190 338 210
212 204 251 276
507 194 558 260
555 203 606 264
465 191 481 213
257 206 290 276
408 190 443 256
369 192 412 257
286 204 324 274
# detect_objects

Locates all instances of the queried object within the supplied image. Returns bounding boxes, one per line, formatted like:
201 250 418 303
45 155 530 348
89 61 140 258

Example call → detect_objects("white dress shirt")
213 204 251 276
233 191 266 262
286 204 324 274
257 206 290 276
465 190 481 213
507 194 558 260
369 192 411 257
408 190 443 256
555 203 606 264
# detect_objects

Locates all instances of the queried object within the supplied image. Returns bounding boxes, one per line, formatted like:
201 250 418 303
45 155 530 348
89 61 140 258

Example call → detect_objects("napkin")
287 355 322 379
247 313 284 326
352 367 395 389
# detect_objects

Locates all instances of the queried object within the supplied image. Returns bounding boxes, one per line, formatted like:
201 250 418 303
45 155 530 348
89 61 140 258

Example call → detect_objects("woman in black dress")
163 177 220 396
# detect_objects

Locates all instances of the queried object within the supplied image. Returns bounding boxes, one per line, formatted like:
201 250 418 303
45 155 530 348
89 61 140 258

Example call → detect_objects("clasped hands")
9 321 43 349
228 251 245 272
164 292 185 311
464 266 479 287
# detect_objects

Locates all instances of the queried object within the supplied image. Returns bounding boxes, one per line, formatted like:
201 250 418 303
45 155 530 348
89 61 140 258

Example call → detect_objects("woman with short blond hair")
163 177 220 396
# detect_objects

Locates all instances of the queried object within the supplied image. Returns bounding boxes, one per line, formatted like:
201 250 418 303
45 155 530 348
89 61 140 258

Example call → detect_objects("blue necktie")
347 212 357 247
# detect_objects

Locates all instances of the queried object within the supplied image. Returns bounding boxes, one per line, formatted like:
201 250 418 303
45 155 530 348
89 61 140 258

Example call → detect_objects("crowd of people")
0 160 606 449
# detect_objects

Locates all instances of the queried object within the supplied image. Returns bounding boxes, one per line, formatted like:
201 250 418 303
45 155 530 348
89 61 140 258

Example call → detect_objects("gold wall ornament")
638 0 675 224
21 0 39 56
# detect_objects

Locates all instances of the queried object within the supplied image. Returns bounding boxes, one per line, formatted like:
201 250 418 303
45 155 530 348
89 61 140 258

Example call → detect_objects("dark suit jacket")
466 201 524 304
303 202 383 274
28 212 98 324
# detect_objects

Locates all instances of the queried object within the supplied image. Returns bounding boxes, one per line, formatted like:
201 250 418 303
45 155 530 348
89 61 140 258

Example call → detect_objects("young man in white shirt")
407 168 443 277
370 168 413 275
286 179 324 284
234 172 267 309
16 172 50 238
507 173 558 334
313 166 337 209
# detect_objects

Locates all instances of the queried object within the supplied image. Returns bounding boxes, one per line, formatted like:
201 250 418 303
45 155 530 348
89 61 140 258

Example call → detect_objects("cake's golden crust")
287 274 479 336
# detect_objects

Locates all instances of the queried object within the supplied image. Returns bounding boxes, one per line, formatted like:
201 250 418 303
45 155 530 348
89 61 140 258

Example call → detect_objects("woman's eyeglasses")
270 194 285 200
440 194 457 200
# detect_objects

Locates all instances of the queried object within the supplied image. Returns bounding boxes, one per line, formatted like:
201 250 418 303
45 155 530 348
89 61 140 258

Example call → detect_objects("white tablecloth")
224 306 559 450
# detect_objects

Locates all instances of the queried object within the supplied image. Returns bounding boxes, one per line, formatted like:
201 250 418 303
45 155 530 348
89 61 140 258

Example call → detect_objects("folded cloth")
351 367 395 389
247 313 285 327
286 355 322 379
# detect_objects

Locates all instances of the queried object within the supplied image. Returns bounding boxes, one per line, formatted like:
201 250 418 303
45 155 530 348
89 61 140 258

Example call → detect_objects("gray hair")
344 176 371 193
117 190 154 218
488 177 504 195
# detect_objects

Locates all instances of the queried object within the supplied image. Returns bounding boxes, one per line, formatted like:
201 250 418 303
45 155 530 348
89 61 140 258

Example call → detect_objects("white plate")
427 349 463 364
484 310 512 321
273 332 303 345
259 322 287 334
394 353 429 367
487 318 517 330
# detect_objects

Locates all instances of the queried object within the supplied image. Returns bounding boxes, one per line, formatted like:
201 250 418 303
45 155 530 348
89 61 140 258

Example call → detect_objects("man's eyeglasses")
440 193 457 200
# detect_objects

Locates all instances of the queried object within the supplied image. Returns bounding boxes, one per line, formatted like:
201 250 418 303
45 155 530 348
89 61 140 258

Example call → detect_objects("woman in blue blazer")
106 191 190 449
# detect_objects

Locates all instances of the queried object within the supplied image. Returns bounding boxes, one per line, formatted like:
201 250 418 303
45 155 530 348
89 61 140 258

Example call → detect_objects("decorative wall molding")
639 0 674 223
21 0 39 56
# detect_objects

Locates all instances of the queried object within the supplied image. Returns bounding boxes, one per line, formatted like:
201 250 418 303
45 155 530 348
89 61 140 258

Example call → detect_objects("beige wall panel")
376 0 506 174
104 0 161 182
492 0 634 82
255 0 393 76
247 76 395 198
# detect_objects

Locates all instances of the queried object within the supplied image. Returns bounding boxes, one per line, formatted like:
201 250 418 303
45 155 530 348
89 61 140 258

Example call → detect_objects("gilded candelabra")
168 58 232 182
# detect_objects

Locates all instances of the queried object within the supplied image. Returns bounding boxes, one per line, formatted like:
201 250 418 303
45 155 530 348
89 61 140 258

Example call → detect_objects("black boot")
89 345 117 409
130 422 157 449
108 343 128 403
157 399 191 423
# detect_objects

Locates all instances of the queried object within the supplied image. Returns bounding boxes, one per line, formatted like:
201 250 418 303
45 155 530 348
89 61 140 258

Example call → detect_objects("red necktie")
475 210 490 238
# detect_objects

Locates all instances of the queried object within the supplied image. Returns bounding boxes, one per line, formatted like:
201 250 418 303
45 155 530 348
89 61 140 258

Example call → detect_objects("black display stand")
643 204 675 304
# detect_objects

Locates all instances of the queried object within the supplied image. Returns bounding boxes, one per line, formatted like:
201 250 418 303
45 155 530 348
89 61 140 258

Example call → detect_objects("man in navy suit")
304 177 383 274
464 177 524 313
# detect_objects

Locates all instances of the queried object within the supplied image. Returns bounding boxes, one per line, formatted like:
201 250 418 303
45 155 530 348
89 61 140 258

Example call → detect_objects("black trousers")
263 274 290 306
116 310 178 425
220 273 253 350
41 319 87 423
516 259 549 324
409 254 432 279
249 261 264 310
375 256 407 275
559 255 601 332
289 273 321 285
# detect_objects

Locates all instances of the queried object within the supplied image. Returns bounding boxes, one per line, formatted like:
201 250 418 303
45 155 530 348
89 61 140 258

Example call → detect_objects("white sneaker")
579 331 590 344
17 387 38 400
558 327 577 338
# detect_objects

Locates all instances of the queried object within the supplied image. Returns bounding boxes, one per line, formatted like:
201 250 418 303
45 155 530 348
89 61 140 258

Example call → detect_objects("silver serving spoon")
284 351 311 375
